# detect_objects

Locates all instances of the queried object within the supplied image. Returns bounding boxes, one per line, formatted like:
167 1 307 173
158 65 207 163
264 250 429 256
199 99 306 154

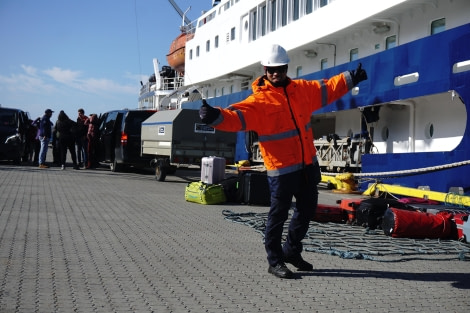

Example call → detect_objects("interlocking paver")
0 159 469 313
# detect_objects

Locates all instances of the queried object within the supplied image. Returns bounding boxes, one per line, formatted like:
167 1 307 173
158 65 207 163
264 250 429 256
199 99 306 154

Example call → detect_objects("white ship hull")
139 0 470 193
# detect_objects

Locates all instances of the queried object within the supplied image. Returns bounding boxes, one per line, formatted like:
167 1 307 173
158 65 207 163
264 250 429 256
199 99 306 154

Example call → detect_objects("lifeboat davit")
166 32 194 75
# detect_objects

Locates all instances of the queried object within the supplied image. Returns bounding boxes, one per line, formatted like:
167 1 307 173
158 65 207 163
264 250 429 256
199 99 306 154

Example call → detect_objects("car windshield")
0 110 17 127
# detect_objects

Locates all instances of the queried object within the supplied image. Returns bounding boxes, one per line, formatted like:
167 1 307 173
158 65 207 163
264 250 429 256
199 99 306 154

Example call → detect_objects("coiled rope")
222 209 470 262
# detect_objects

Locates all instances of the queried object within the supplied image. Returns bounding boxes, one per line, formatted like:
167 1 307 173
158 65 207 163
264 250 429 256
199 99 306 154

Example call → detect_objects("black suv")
97 109 157 172
0 107 30 164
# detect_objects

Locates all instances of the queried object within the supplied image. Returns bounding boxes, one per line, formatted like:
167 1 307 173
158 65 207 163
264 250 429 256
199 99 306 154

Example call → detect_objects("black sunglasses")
266 65 287 74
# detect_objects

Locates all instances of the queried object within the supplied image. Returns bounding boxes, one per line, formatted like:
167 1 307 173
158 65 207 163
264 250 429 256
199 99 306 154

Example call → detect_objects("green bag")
185 181 226 205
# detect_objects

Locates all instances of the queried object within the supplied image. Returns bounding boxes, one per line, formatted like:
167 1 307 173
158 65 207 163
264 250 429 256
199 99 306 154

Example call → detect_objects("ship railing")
160 77 185 90
139 82 153 95
183 20 197 41
139 77 185 95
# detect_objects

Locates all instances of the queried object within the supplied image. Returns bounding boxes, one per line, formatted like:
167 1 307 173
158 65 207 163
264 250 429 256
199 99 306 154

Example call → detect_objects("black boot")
268 262 293 278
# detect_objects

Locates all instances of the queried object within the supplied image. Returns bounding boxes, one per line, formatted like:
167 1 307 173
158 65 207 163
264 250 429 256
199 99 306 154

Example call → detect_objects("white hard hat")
261 44 290 66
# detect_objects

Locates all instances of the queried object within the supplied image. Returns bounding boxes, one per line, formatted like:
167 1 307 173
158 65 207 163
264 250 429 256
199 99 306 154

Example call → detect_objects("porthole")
381 127 389 140
425 123 434 139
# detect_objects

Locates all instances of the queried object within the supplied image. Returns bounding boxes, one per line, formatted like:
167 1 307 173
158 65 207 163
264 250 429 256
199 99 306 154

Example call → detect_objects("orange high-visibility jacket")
210 72 354 176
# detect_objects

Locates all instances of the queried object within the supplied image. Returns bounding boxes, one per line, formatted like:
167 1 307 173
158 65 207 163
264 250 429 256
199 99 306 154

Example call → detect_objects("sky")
0 0 209 122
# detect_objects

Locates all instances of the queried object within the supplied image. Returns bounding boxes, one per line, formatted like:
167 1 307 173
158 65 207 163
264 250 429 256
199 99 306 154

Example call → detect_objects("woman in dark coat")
85 113 100 169
54 111 79 170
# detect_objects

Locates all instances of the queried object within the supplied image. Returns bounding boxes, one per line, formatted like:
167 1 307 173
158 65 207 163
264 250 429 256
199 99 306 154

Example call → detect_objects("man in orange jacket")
200 44 367 278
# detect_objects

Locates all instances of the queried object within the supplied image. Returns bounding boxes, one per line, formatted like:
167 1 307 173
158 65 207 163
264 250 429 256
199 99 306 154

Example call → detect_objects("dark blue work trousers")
265 163 321 266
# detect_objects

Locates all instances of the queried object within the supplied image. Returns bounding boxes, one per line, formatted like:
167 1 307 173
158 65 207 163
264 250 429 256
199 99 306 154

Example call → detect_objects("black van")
97 109 157 172
0 107 30 164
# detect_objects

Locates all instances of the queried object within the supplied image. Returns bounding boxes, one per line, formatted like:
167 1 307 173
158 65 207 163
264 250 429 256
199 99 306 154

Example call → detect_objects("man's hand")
199 99 220 124
350 63 368 86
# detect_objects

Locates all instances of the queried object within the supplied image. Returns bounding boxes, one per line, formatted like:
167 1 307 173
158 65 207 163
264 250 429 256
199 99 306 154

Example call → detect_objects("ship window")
350 48 358 61
293 0 300 21
320 0 329 8
196 46 200 57
261 4 267 36
270 0 277 32
425 123 435 139
296 66 302 77
215 35 219 48
251 10 257 41
189 49 193 60
431 18 445 35
386 35 396 49
306 0 313 14
281 0 288 26
381 127 389 141
230 27 236 40
206 40 210 52
321 58 328 70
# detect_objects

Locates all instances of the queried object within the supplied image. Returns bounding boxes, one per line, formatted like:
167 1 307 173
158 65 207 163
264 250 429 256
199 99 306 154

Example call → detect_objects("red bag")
313 204 347 223
336 198 364 223
382 207 455 239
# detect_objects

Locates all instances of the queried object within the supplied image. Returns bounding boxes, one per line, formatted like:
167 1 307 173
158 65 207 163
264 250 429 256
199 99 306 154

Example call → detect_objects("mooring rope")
222 209 470 262
321 159 470 179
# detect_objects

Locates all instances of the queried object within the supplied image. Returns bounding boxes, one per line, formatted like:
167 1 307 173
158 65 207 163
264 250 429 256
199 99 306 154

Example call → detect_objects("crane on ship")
168 0 191 31
166 0 193 75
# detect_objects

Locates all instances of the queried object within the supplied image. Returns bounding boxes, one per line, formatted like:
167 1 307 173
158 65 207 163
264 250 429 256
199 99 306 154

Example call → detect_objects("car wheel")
13 157 21 165
111 159 121 172
167 165 177 175
155 163 167 181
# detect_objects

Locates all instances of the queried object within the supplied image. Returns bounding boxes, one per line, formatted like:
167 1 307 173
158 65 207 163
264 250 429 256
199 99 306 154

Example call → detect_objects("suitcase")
238 171 271 206
313 204 347 223
219 176 240 203
185 181 227 205
382 207 455 239
201 156 226 184
336 198 364 223
356 198 408 230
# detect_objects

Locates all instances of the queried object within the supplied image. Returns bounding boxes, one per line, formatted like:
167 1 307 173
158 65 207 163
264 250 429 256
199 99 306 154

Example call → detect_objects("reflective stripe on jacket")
211 72 354 177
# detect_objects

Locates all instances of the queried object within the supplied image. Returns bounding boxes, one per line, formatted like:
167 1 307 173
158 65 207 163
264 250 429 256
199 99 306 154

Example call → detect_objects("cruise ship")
138 0 470 194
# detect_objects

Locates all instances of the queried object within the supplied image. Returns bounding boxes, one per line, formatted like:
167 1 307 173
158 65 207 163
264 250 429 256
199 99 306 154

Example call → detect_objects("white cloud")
0 65 136 97
21 65 38 76
80 77 136 95
43 67 81 85
0 66 56 94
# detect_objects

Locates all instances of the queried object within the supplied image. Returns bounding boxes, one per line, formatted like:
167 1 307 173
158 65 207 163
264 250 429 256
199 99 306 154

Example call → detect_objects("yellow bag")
185 181 226 205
